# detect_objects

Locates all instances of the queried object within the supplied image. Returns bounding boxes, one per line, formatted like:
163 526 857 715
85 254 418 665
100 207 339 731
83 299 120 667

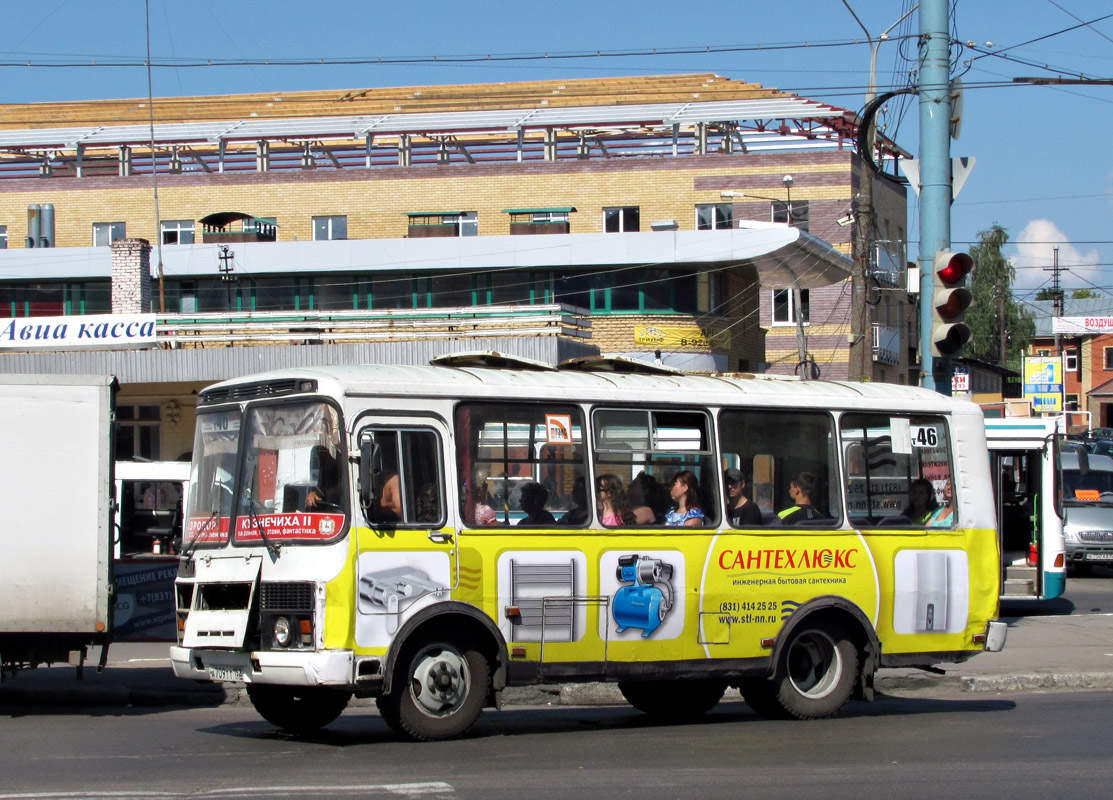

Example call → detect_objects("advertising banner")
112 559 179 641
1023 356 1064 414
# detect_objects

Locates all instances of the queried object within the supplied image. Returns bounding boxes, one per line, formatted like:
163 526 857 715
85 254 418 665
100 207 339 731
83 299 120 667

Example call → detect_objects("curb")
6 672 1113 710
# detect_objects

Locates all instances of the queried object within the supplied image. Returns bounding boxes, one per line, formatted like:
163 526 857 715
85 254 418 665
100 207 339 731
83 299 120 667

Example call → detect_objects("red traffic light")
934 250 974 286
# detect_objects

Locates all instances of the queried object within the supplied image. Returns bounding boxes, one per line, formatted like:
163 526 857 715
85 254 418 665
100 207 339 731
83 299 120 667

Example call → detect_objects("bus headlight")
273 616 292 647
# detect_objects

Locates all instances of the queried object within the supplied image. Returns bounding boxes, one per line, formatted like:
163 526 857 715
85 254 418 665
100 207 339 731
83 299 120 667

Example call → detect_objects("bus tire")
246 684 351 734
744 623 858 720
618 679 726 721
377 630 489 742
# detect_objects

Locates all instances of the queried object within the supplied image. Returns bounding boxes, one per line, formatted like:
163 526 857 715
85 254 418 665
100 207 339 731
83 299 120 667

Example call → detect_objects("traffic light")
930 250 974 357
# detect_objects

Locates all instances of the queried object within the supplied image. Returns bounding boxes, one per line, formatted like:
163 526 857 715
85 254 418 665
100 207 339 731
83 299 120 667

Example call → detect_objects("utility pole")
918 0 955 393
842 2 916 383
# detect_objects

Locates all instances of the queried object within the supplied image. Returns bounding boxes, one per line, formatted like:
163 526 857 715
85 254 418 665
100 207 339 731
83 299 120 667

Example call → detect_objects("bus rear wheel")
246 684 351 734
743 623 858 720
618 679 727 721
377 630 490 742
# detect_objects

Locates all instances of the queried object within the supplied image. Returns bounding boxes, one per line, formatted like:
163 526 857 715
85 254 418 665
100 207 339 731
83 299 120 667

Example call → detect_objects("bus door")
990 435 1061 599
351 417 456 649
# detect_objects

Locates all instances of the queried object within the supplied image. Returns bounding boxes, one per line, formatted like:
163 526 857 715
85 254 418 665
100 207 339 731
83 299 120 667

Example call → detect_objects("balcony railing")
872 323 900 365
153 303 591 347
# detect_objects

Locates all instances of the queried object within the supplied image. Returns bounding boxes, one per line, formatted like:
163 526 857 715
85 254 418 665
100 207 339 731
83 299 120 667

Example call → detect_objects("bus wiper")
242 473 279 559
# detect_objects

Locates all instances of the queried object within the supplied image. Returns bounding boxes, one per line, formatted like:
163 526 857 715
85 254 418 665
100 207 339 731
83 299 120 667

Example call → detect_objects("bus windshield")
185 408 241 548
234 401 347 544
1062 466 1113 506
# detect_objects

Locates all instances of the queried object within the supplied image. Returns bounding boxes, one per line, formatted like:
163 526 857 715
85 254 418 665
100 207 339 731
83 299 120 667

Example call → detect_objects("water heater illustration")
914 551 949 632
612 554 674 638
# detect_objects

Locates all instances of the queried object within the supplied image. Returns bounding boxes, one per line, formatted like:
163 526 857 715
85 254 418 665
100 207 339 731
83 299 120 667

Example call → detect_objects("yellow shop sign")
634 326 730 348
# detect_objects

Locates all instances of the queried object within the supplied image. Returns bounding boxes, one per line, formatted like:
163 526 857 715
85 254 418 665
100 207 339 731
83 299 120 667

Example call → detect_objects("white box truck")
0 374 116 677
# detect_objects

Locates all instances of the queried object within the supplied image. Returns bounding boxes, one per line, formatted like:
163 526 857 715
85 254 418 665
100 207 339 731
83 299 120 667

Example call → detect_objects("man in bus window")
778 471 828 524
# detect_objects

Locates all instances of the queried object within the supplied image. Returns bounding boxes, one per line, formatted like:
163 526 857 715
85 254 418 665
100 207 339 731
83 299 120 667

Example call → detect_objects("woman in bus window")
597 473 635 526
665 470 704 527
925 479 955 527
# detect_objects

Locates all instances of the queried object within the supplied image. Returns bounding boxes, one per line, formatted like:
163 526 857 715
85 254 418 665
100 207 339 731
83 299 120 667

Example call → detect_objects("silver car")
1061 451 1113 574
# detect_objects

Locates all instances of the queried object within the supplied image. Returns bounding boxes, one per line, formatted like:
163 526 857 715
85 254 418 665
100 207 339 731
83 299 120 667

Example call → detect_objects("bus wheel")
246 684 351 734
377 631 490 742
618 679 726 721
745 623 858 720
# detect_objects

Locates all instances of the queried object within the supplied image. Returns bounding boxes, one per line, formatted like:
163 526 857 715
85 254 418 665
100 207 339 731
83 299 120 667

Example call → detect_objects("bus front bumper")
170 645 354 687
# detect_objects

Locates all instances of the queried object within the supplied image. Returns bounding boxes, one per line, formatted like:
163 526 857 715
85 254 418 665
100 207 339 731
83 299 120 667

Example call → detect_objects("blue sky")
2 0 1111 302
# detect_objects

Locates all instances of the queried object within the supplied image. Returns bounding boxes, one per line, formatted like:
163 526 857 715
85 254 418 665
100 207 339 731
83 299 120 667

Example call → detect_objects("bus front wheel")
743 622 858 720
246 684 351 734
377 630 490 742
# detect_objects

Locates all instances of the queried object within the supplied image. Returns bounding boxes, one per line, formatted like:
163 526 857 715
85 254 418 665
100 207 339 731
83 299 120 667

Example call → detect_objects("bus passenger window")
718 409 838 527
455 403 585 527
593 408 717 526
840 413 954 528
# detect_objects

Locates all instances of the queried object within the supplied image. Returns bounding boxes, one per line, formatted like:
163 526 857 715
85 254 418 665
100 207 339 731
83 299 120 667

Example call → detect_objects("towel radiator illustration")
508 559 576 642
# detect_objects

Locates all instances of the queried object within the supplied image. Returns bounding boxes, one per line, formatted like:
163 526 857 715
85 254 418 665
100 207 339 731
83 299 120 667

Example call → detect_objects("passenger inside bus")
777 472 829 524
724 468 763 527
557 476 589 525
517 481 556 526
627 471 665 524
597 474 636 527
665 470 704 526
901 478 938 525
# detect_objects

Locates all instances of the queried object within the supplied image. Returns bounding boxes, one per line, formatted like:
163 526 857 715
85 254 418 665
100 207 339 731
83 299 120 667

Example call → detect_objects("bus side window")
593 407 718 526
717 409 837 527
455 402 586 527
840 413 954 528
361 428 445 527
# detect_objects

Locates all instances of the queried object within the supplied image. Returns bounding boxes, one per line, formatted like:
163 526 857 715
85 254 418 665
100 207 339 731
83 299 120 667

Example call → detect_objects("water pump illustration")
611 554 674 638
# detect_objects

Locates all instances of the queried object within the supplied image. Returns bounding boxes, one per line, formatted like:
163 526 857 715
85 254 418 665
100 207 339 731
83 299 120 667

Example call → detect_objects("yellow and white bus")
171 356 1006 740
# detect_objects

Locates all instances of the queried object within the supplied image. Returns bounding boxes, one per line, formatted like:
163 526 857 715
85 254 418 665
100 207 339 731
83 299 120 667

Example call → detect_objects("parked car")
1061 450 1113 575
1092 440 1113 458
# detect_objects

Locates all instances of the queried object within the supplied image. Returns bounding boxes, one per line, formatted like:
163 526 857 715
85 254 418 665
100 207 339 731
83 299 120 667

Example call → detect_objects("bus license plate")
208 665 244 682
1084 553 1113 561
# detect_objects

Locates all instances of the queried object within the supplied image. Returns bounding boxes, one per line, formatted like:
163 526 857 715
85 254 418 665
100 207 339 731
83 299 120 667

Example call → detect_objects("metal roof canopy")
0 96 855 152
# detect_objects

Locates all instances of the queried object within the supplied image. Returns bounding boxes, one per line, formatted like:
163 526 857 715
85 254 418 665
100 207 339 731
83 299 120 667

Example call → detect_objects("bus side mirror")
358 435 384 509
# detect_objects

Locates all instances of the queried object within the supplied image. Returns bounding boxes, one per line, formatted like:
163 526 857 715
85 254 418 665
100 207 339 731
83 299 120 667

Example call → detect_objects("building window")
407 212 476 238
1065 348 1078 372
696 203 733 230
313 215 348 240
1104 348 1113 370
161 220 195 245
772 288 809 325
1066 394 1079 411
93 222 126 247
604 206 640 233
116 404 161 461
505 208 573 235
0 225 7 249
772 201 810 233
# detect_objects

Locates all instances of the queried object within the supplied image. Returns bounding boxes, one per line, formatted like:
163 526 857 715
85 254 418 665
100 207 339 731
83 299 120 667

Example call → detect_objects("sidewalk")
3 613 1113 709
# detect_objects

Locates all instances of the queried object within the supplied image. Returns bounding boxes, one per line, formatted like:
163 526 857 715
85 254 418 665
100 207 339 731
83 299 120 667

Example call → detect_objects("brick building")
0 73 913 459
1027 298 1113 427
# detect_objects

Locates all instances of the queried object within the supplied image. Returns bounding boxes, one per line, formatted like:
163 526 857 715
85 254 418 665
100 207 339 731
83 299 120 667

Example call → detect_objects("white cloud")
1011 219 1101 295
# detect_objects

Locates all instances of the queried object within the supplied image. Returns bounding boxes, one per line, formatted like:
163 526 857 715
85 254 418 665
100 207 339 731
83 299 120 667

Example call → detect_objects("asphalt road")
2 689 1112 800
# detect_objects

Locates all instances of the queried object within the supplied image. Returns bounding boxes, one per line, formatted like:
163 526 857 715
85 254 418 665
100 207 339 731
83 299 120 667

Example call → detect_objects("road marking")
0 784 456 799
